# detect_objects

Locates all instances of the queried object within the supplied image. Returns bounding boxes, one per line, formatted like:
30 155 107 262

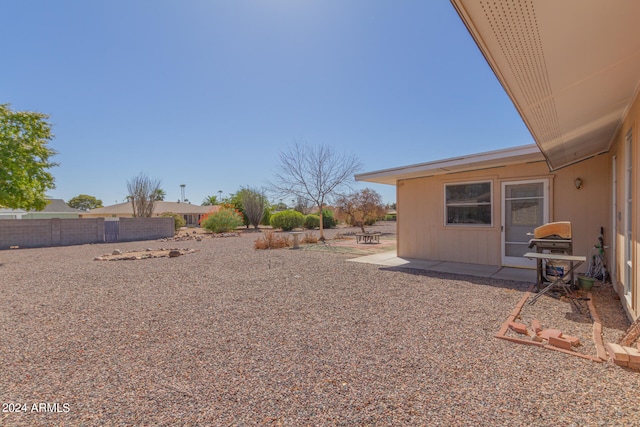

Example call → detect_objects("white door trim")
501 179 550 268
623 130 633 304
611 155 617 288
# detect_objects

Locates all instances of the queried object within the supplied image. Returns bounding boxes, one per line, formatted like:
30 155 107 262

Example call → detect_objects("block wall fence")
0 217 174 250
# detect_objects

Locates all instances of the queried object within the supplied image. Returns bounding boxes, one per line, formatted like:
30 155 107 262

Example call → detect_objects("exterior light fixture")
574 178 583 190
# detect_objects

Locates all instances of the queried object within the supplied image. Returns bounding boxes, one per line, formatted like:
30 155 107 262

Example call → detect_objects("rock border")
94 248 197 261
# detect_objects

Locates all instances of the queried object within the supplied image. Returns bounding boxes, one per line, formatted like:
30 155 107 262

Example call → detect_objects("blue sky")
2 1 533 206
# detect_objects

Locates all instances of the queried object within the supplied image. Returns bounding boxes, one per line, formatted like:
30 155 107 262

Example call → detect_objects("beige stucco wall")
608 89 640 319
397 154 611 270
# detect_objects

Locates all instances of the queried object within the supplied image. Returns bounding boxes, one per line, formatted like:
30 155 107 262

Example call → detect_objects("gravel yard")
2 225 640 426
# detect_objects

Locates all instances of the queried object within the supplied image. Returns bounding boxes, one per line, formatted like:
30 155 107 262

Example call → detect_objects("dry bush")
254 230 291 250
333 233 348 240
301 232 318 244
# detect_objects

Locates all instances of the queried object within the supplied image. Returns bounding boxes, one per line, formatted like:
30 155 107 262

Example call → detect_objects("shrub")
301 232 318 244
320 209 337 229
384 213 397 221
239 187 267 229
200 207 244 233
270 210 304 231
304 209 336 229
303 214 320 229
160 212 186 232
260 207 272 226
254 230 291 249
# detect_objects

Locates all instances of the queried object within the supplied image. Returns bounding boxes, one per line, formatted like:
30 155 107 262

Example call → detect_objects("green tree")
224 187 270 229
225 191 250 227
0 104 57 210
202 195 220 206
68 194 103 211
153 188 166 201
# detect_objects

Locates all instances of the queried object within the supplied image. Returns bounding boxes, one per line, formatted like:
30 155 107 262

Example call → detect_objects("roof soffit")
451 0 640 170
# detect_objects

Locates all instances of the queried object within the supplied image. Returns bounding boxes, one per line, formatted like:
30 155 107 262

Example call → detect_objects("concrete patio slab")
348 250 537 283
492 267 536 282
428 261 501 277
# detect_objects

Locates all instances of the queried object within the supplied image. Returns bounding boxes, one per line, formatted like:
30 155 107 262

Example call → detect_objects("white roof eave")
356 144 544 185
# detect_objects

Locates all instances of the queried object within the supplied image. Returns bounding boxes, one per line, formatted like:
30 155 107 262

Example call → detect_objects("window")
445 181 492 226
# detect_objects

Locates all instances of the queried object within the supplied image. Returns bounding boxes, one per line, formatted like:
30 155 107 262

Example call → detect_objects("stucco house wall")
396 154 610 271
446 0 640 320
607 89 640 319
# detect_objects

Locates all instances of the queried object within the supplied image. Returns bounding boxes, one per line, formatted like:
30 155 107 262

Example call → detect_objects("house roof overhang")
355 144 544 185
88 201 216 215
450 0 640 171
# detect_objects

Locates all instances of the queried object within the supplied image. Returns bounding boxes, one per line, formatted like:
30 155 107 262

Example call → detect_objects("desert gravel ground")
2 223 640 426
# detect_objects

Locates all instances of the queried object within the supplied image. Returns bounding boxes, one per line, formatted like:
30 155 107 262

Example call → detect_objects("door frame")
611 154 617 289
501 178 550 268
623 130 633 305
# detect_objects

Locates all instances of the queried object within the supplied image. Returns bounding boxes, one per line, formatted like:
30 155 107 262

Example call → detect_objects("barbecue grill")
527 221 574 291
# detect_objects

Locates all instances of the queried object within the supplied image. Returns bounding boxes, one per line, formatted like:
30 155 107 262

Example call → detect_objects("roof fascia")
356 145 542 185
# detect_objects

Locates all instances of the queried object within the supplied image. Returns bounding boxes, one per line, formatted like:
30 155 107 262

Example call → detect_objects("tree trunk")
318 203 325 241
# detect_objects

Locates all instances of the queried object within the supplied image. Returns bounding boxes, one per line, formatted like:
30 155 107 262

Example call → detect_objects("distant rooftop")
35 199 83 213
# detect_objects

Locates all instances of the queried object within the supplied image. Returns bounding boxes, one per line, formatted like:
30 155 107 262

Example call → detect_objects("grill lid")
533 221 572 240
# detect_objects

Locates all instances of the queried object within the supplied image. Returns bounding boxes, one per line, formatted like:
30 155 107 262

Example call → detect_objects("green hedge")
303 214 320 229
270 210 305 231
201 208 244 233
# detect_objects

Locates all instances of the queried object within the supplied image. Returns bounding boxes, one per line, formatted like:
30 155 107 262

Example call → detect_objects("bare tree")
335 188 385 233
271 142 362 240
126 173 162 217
293 195 311 214
239 186 267 229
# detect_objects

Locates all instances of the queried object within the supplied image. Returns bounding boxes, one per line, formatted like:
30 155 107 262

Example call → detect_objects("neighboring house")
0 199 81 219
357 1 640 320
82 201 218 226
23 199 83 219
0 208 26 219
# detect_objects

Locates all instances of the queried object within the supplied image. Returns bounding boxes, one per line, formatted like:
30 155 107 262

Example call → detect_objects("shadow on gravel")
590 282 631 334
379 265 531 292
382 265 631 339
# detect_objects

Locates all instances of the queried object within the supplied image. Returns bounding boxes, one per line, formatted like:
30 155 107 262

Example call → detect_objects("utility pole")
180 184 186 203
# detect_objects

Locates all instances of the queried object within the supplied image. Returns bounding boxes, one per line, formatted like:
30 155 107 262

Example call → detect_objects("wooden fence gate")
104 221 119 243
